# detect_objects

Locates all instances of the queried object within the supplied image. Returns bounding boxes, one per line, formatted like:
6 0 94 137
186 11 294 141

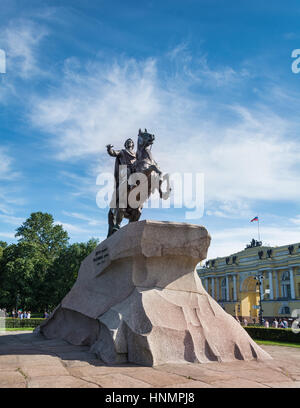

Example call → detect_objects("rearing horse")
107 129 171 237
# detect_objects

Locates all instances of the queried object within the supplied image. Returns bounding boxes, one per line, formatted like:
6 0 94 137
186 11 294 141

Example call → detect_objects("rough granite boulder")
38 220 271 365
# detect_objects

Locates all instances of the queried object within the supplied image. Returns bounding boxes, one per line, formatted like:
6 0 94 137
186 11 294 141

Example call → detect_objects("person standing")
27 311 31 319
273 318 278 328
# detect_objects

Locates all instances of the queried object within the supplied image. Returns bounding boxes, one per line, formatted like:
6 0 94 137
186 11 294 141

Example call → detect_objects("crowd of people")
237 316 290 328
10 310 50 319
268 318 289 328
11 310 31 319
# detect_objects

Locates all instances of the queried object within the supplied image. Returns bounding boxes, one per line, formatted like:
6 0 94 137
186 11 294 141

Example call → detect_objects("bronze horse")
107 129 171 237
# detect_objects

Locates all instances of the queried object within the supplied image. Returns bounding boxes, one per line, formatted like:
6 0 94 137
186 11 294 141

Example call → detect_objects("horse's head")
137 128 155 150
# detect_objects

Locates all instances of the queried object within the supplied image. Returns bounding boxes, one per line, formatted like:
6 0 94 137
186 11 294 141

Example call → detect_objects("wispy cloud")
54 221 91 235
206 200 253 219
27 50 300 214
0 148 19 180
207 225 300 259
0 214 25 226
1 18 48 79
290 215 300 225
0 148 26 232
0 232 15 239
62 211 106 226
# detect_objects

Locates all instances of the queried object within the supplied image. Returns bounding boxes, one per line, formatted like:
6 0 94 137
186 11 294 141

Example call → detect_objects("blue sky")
1 0 300 259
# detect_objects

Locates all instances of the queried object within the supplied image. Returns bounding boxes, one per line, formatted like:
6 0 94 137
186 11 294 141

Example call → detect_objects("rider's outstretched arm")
106 144 121 157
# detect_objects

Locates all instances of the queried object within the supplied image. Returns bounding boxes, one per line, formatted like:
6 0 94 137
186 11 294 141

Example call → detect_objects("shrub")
4 318 45 329
30 313 44 318
244 326 300 343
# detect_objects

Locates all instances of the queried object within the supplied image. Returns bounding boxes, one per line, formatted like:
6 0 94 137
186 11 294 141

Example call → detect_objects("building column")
289 268 296 299
226 275 230 301
211 277 215 299
233 274 237 301
268 270 274 300
205 278 208 292
259 274 264 300
216 277 220 301
274 270 279 299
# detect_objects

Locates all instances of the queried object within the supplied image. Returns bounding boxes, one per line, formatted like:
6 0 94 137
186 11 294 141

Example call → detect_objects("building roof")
197 240 300 275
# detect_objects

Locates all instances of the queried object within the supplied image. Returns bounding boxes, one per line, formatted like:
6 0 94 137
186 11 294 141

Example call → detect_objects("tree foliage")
0 212 98 313
47 239 98 309
15 212 69 259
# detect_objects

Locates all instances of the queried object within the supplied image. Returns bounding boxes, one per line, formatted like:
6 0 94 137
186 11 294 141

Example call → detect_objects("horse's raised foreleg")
159 173 171 199
128 208 142 223
115 208 125 229
107 208 115 237
107 208 125 237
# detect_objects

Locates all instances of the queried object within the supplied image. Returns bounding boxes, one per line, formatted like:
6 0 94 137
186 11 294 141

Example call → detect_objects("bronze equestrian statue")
106 129 171 237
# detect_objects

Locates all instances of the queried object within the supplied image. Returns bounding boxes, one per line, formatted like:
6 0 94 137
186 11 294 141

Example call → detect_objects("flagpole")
257 217 261 242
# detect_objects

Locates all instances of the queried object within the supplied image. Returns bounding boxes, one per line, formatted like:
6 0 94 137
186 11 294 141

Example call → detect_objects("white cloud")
54 221 91 235
2 19 48 78
0 214 25 226
30 57 159 159
207 225 300 260
62 211 106 226
207 226 300 259
0 149 13 179
0 232 15 239
290 215 300 225
0 149 24 221
0 148 20 182
26 48 300 220
206 200 252 219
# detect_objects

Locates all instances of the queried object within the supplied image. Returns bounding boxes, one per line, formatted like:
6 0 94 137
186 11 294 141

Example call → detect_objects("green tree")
0 212 98 313
0 241 55 312
47 238 98 309
0 213 69 312
0 241 7 262
15 212 69 260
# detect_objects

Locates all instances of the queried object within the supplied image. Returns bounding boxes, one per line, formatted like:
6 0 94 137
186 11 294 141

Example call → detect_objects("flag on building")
251 216 259 222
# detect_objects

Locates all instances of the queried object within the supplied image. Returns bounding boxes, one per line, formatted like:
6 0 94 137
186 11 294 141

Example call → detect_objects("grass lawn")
0 328 35 332
255 339 300 348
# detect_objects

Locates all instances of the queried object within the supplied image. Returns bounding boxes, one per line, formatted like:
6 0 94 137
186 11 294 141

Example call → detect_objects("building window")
221 278 227 300
281 271 291 299
279 306 290 315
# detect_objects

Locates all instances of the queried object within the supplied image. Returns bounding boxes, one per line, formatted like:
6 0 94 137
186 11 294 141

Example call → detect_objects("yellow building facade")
197 240 300 322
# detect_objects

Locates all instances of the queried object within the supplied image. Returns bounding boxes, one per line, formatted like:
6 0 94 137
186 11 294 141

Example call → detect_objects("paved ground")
0 331 300 388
